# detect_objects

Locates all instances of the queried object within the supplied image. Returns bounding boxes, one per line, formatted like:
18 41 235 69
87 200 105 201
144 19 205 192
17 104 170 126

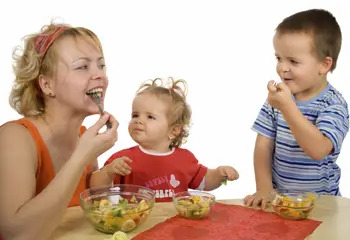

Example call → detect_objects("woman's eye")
148 115 155 120
275 56 281 62
290 60 298 64
99 64 106 69
132 113 138 118
77 65 88 70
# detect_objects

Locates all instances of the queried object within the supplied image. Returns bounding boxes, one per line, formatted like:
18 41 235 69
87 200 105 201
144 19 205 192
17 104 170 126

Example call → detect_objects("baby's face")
128 93 172 152
273 32 328 101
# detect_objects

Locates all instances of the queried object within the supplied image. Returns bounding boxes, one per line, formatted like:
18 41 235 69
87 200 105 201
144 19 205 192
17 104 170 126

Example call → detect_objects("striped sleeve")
316 104 349 154
252 100 277 139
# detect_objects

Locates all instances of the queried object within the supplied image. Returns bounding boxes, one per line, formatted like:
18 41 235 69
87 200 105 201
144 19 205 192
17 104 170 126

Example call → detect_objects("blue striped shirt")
252 84 349 195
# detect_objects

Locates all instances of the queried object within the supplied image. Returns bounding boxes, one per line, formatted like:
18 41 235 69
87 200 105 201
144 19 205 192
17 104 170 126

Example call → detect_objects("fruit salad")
271 192 317 220
85 196 152 233
174 195 214 219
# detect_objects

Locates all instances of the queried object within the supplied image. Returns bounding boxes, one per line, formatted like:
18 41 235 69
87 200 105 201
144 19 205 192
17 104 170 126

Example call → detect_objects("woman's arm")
0 123 87 240
0 115 117 240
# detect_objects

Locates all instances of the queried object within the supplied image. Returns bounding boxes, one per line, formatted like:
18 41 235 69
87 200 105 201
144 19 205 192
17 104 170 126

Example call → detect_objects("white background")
0 0 349 200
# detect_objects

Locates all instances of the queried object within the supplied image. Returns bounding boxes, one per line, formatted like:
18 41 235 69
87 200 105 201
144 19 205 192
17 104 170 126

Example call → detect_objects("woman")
0 23 118 240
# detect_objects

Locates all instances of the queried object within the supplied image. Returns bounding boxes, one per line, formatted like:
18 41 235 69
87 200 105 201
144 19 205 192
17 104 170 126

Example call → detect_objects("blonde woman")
0 23 118 240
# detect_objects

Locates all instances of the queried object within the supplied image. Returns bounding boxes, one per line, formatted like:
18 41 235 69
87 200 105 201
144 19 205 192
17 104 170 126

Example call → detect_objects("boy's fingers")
267 81 277 92
252 198 262 209
244 195 254 206
276 82 289 92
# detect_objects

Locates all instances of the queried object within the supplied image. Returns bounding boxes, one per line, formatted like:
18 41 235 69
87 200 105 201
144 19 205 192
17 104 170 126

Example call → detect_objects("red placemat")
133 203 322 240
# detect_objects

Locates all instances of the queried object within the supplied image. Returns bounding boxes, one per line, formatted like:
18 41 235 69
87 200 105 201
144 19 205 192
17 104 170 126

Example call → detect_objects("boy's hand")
217 166 239 182
104 156 132 177
244 190 271 210
267 80 293 112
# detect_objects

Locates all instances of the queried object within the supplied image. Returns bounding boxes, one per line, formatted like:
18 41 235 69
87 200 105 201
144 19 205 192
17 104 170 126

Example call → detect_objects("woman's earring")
48 92 55 97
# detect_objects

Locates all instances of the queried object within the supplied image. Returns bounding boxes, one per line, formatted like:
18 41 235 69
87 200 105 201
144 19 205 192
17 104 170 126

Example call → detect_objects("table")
51 196 350 240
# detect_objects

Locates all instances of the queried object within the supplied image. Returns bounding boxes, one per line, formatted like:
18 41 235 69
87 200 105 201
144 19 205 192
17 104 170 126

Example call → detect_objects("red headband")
35 27 67 62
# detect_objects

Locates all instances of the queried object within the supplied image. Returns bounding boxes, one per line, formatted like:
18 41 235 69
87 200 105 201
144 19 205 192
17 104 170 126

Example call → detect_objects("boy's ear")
319 56 333 75
38 75 55 97
169 124 182 139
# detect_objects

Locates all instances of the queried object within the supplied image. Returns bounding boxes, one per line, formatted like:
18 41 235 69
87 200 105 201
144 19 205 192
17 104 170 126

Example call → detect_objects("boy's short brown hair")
276 9 341 72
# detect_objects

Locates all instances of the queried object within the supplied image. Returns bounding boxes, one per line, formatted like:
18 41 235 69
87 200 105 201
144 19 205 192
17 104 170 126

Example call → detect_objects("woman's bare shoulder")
0 121 37 157
0 121 33 140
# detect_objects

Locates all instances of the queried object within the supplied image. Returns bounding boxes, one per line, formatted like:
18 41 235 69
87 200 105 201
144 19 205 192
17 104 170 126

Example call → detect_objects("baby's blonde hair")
136 77 191 148
10 22 103 117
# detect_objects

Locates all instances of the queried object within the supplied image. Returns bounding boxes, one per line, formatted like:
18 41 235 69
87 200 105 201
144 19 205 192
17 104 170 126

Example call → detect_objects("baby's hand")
267 80 293 111
217 166 239 182
105 156 132 177
244 190 271 210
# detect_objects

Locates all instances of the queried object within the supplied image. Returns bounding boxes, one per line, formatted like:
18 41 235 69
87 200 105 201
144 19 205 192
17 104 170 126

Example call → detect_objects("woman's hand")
76 113 118 164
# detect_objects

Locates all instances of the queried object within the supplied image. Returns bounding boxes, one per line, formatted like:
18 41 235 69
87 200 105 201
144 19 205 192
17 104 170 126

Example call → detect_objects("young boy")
244 9 349 209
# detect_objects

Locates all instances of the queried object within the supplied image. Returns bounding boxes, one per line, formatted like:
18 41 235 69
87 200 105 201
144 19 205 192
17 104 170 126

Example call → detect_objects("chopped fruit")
104 231 129 240
272 192 317 220
121 219 136 232
84 195 153 233
174 195 214 220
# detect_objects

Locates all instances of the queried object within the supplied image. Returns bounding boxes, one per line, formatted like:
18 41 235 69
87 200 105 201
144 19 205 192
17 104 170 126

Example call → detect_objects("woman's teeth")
86 88 103 97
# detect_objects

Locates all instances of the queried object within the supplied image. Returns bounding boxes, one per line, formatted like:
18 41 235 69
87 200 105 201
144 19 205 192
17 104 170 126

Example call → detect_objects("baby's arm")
203 166 239 191
244 134 274 209
89 156 132 187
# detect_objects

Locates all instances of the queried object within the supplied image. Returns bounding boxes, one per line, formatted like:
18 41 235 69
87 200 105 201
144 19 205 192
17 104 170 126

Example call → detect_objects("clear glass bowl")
172 190 215 220
80 184 155 233
270 189 318 220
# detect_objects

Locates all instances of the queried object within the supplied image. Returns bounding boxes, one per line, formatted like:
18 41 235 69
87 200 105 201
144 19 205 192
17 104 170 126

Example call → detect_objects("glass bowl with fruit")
270 189 318 220
80 184 155 233
172 190 215 220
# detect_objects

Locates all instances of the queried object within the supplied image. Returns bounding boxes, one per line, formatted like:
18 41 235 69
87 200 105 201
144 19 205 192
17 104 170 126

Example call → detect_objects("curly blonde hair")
136 77 191 148
10 22 103 117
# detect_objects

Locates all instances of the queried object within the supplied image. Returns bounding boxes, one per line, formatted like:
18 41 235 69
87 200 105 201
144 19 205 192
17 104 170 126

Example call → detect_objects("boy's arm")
254 134 274 192
244 134 274 209
280 101 333 160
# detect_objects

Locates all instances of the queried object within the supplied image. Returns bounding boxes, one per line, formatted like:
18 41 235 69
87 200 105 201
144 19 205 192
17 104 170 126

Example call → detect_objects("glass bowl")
80 184 155 233
172 190 215 220
270 189 318 220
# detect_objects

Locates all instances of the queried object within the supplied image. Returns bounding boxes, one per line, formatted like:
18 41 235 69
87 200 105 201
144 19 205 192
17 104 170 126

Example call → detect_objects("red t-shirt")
104 146 208 202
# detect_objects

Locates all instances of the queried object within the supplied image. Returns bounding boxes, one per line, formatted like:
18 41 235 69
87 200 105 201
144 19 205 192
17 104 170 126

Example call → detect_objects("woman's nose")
91 65 106 80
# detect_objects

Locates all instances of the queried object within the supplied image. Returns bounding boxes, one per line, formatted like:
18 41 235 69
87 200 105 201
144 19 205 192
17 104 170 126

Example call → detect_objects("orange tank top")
7 119 91 207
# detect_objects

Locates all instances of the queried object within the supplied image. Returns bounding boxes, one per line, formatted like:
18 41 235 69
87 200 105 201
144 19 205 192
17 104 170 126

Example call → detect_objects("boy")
244 9 349 209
